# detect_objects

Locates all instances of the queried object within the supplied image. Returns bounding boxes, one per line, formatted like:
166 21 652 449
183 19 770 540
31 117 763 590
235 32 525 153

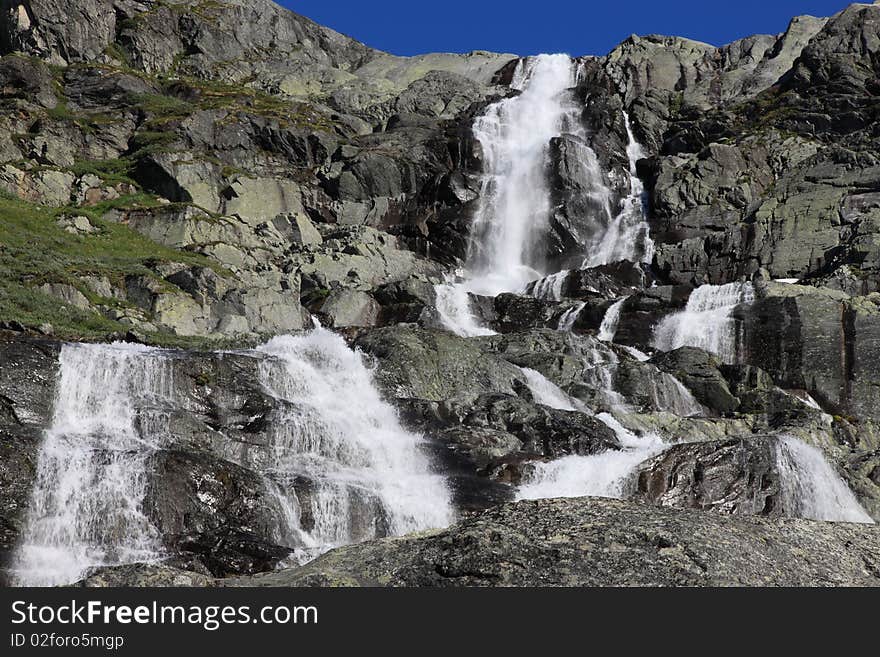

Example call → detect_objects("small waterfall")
647 373 704 417
557 301 587 331
517 413 664 501
582 342 628 410
528 270 569 301
434 280 496 338
652 282 755 363
517 363 666 501
520 367 579 411
774 436 874 524
12 343 173 586
598 297 627 342
256 329 455 560
583 112 654 267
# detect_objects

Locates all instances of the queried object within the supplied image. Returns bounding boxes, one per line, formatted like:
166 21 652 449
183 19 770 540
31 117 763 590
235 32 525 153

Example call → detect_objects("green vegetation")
0 192 219 341
129 92 196 122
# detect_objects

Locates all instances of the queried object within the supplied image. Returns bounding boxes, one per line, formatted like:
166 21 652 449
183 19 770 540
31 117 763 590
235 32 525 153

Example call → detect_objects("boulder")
651 347 740 414
355 327 524 402
227 497 880 587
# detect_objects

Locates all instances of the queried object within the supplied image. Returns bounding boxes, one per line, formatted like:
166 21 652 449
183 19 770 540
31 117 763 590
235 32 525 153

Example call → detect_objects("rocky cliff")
1 0 880 587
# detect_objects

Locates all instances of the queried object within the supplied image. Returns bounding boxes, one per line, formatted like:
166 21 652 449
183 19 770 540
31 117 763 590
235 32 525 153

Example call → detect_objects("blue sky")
280 0 854 57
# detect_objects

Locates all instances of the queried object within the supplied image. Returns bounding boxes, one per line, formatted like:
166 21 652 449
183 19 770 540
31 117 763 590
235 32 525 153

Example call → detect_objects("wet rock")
650 347 740 414
635 437 780 516
0 339 59 570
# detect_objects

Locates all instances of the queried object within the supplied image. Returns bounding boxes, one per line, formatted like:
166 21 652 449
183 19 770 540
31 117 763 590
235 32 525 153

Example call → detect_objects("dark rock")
635 437 780 516
0 339 58 572
175 528 293 578
651 347 740 414
0 54 56 107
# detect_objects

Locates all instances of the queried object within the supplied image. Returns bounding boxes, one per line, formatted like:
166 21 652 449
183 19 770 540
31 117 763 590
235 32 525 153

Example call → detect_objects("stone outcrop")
222 497 880 587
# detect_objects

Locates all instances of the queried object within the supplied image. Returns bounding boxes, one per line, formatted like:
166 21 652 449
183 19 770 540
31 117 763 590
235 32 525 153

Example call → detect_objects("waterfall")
12 330 455 585
436 54 577 336
517 413 664 501
558 301 587 331
12 343 173 586
520 367 580 411
583 112 654 267
652 282 755 363
434 280 496 338
256 329 455 560
774 436 874 524
517 364 666 501
598 297 627 342
466 54 577 295
529 270 569 302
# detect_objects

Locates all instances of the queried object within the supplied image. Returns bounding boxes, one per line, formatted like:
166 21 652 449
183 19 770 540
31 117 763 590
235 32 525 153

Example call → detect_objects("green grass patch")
0 194 223 340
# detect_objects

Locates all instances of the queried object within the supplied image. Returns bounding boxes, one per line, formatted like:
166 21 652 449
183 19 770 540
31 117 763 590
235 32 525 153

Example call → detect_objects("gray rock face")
355 327 525 403
4 0 880 590
0 339 58 573
744 282 880 429
603 14 827 110
651 347 740 414
226 497 880 587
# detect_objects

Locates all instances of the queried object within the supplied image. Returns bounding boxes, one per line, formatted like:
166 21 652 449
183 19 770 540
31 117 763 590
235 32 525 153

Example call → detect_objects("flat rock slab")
224 497 880 587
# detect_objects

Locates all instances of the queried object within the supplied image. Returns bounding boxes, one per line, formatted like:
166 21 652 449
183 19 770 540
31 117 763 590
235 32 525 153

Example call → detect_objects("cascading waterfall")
434 281 496 338
466 54 577 295
653 282 755 364
517 365 665 500
530 270 569 302
256 329 454 560
557 301 587 331
435 54 656 338
774 436 874 524
12 330 454 585
12 343 173 586
583 112 654 268
597 297 628 342
519 367 580 411
517 412 665 501
435 54 577 336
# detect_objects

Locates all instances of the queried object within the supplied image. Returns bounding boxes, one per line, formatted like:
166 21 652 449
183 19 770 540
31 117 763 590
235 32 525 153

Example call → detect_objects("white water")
598 297 628 342
517 413 664 501
466 54 577 296
653 282 755 363
434 279 496 338
583 112 654 268
435 57 656 338
13 330 455 584
557 301 587 331
256 329 455 560
517 364 667 501
530 270 569 302
12 343 173 586
520 367 579 411
775 436 873 523
436 54 577 337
